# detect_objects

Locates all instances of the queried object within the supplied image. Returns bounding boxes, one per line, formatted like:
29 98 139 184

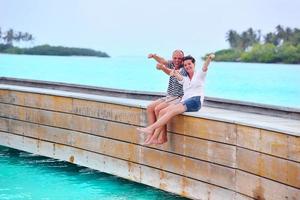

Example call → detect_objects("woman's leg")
154 101 170 118
144 106 170 145
145 97 180 144
144 126 164 145
137 103 186 134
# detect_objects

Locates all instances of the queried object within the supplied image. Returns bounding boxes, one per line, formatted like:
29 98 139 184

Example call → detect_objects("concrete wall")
0 88 299 200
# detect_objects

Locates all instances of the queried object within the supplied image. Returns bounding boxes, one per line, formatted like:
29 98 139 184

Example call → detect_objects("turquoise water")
0 54 300 108
0 145 187 200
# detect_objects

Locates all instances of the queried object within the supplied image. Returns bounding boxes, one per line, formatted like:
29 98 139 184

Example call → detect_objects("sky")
1 0 300 57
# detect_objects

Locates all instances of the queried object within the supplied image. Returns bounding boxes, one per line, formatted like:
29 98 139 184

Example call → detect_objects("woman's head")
183 55 196 74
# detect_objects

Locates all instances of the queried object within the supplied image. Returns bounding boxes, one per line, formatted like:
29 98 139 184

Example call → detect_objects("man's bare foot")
157 133 167 144
137 127 152 135
156 138 168 145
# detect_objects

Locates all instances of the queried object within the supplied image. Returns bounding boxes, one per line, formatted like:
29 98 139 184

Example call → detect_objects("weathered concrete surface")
0 85 299 200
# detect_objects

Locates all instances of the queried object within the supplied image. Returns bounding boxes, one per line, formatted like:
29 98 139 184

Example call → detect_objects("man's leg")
138 103 186 137
146 98 164 126
157 126 168 144
144 100 170 143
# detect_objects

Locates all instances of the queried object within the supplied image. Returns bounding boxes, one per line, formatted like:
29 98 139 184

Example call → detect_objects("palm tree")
285 27 293 42
290 28 300 46
1 29 34 45
240 31 251 50
226 30 240 49
247 28 260 44
264 32 280 46
275 25 286 44
15 32 23 42
2 29 15 45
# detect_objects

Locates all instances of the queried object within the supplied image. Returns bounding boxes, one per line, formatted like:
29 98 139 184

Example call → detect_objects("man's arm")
156 63 172 75
148 53 168 65
202 54 215 72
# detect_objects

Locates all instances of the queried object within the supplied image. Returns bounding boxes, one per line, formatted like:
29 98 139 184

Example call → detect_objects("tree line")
0 28 34 45
0 27 109 57
213 25 300 64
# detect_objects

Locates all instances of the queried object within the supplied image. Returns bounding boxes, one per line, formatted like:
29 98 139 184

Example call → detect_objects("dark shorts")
182 96 201 112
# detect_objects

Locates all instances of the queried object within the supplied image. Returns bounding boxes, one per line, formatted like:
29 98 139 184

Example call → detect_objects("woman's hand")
208 54 215 60
169 69 174 76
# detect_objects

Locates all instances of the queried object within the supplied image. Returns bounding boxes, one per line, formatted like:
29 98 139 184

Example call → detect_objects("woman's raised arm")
202 54 215 72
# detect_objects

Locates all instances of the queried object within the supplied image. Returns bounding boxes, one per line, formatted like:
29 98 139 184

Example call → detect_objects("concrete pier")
0 79 299 200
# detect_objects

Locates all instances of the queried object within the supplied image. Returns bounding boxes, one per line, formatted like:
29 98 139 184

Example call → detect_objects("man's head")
183 55 196 74
172 50 184 67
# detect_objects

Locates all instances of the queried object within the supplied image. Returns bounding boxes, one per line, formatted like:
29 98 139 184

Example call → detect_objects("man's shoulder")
179 67 188 76
166 61 173 69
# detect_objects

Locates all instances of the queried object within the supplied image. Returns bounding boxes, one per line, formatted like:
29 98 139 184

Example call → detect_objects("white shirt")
179 70 207 103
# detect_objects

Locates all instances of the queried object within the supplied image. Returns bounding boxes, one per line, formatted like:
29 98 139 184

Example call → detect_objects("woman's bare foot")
143 134 160 145
143 133 153 144
137 127 152 135
143 138 158 145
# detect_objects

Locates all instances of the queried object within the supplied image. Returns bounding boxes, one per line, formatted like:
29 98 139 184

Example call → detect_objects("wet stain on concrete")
69 155 75 163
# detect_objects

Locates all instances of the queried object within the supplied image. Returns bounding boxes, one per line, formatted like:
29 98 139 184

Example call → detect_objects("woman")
138 54 215 141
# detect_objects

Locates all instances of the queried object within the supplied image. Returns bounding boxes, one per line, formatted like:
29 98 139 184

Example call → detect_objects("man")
145 50 187 144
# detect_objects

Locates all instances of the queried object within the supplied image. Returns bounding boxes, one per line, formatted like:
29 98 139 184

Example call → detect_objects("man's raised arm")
148 53 168 65
156 63 172 75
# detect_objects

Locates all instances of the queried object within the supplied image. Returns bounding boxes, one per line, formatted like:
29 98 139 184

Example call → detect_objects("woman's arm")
148 53 168 65
202 54 215 72
170 69 183 81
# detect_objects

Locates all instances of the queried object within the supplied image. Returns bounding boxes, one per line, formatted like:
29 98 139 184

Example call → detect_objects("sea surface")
0 54 300 199
0 145 186 200
1 54 300 108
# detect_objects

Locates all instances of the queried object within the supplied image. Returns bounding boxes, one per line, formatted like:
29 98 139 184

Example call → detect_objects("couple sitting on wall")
137 50 215 145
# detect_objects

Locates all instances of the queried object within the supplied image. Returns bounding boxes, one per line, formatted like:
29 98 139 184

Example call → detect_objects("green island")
0 28 109 57
208 25 300 64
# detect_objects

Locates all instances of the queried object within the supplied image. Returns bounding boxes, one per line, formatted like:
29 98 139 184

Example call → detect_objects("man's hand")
148 53 155 59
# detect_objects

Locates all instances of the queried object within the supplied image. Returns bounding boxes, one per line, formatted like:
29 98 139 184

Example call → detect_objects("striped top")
166 61 187 97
